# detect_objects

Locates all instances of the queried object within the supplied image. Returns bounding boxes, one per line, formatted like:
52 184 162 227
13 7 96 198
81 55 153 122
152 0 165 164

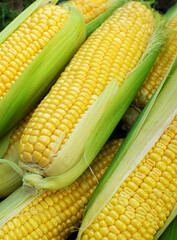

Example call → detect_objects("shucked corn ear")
0 139 123 239
0 0 86 137
134 3 177 108
77 62 177 240
0 111 33 198
16 1 165 193
69 0 121 23
158 5 177 234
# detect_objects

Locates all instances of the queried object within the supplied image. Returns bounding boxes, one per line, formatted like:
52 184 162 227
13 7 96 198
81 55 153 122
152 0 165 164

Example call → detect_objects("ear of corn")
0 0 128 198
77 65 177 239
16 2 166 193
0 2 86 138
0 139 123 239
0 112 33 198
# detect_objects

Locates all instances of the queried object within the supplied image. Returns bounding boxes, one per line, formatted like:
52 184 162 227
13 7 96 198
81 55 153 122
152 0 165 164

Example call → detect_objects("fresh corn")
134 4 177 108
81 116 177 239
0 139 123 239
69 0 119 23
77 63 177 240
0 0 86 137
0 112 33 198
16 1 165 192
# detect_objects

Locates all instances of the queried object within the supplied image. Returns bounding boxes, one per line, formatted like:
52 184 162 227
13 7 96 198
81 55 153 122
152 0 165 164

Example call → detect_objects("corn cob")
81 115 177 239
0 112 33 198
0 0 86 137
134 4 177 108
16 1 165 193
0 139 123 239
69 0 118 23
77 64 177 240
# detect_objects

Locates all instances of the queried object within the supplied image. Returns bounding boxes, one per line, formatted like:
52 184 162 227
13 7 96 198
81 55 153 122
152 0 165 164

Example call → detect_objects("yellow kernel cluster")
19 1 153 169
0 5 69 100
135 13 177 108
0 139 123 240
81 115 177 240
2 111 33 159
70 0 113 23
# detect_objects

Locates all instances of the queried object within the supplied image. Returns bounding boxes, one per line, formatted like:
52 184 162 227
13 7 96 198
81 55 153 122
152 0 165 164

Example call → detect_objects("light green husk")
77 65 177 239
0 127 22 198
19 9 166 193
0 142 22 198
0 127 16 158
0 4 86 137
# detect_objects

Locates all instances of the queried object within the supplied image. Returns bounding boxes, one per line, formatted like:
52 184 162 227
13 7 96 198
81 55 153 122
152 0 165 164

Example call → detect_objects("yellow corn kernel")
0 139 123 240
19 1 153 170
0 5 69 100
69 0 115 23
81 114 177 239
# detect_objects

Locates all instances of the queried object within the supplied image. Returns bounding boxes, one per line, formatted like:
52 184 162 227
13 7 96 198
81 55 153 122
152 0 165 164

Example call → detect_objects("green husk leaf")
0 187 43 228
0 5 86 137
0 127 16 158
0 141 22 198
159 216 177 240
21 10 166 193
0 159 23 178
165 2 177 21
77 62 177 239
154 204 177 239
86 0 128 37
0 0 58 45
